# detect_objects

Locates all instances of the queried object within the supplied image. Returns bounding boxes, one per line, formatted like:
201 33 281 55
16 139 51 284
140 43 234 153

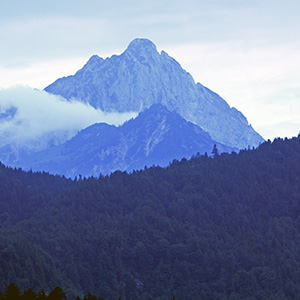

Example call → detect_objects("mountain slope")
0 136 300 299
45 38 264 149
19 104 236 177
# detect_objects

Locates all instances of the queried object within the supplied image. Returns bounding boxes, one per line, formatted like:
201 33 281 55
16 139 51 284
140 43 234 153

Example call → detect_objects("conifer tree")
22 288 37 300
5 282 20 300
47 287 66 300
0 290 5 300
211 144 219 158
37 290 47 300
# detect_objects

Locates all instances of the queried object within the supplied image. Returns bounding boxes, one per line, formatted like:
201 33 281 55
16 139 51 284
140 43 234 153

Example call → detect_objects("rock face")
45 38 264 149
19 104 237 178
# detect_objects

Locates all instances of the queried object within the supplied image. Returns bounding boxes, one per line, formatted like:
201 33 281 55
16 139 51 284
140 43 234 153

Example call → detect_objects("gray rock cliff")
45 38 264 149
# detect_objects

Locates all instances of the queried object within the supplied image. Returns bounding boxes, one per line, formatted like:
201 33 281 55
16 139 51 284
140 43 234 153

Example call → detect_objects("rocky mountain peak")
124 38 159 60
81 55 103 72
44 38 264 149
87 54 102 64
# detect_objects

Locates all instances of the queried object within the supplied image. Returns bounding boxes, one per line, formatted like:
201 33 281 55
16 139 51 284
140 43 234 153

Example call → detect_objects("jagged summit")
81 55 103 73
44 38 264 149
86 54 102 64
125 38 158 57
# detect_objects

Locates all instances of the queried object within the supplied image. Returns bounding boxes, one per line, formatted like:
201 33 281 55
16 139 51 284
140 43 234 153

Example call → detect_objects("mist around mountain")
17 104 237 178
0 136 300 299
0 86 137 168
0 39 265 178
45 38 264 149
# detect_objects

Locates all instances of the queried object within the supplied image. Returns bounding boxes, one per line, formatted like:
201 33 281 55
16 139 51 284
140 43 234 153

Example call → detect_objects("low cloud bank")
0 86 138 150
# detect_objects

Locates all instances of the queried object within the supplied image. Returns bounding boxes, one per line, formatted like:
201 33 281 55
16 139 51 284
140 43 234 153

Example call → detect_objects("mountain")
18 104 236 178
1 136 300 299
45 38 264 149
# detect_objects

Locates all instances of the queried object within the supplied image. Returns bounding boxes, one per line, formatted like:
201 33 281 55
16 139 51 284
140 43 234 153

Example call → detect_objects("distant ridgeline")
0 136 300 299
0 39 264 179
1 282 175 300
45 38 264 149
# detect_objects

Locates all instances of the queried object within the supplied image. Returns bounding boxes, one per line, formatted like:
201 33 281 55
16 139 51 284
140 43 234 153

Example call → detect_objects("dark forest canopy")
0 282 136 300
0 135 300 300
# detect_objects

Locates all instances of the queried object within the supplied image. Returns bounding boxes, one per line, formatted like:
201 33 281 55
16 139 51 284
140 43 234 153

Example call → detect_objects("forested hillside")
0 136 300 299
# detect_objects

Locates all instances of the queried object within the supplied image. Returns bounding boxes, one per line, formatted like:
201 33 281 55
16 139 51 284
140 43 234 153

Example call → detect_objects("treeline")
1 136 300 299
1 282 105 300
0 283 176 300
0 283 65 300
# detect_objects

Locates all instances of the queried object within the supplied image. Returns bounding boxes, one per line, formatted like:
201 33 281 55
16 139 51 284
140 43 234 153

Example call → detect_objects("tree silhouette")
22 288 37 300
47 287 66 300
5 282 20 300
36 290 47 300
211 144 219 158
83 292 97 300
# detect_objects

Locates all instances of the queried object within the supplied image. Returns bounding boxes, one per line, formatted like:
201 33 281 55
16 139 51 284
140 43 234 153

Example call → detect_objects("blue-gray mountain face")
19 105 237 178
45 38 264 149
0 38 264 178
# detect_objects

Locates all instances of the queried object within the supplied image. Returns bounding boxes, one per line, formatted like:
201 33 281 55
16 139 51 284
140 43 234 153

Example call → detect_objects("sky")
0 0 299 141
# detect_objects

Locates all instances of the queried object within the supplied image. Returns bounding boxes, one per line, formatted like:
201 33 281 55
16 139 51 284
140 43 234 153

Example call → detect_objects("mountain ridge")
45 38 264 149
18 104 236 177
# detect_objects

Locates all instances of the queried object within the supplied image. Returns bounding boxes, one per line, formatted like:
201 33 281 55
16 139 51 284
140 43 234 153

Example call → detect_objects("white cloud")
0 86 137 149
1 0 300 142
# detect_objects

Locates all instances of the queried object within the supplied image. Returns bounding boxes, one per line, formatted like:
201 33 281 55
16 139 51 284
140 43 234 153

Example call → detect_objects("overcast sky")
0 0 299 140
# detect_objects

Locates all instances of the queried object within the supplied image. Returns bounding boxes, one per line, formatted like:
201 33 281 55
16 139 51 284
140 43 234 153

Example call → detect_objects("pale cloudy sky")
0 0 299 140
